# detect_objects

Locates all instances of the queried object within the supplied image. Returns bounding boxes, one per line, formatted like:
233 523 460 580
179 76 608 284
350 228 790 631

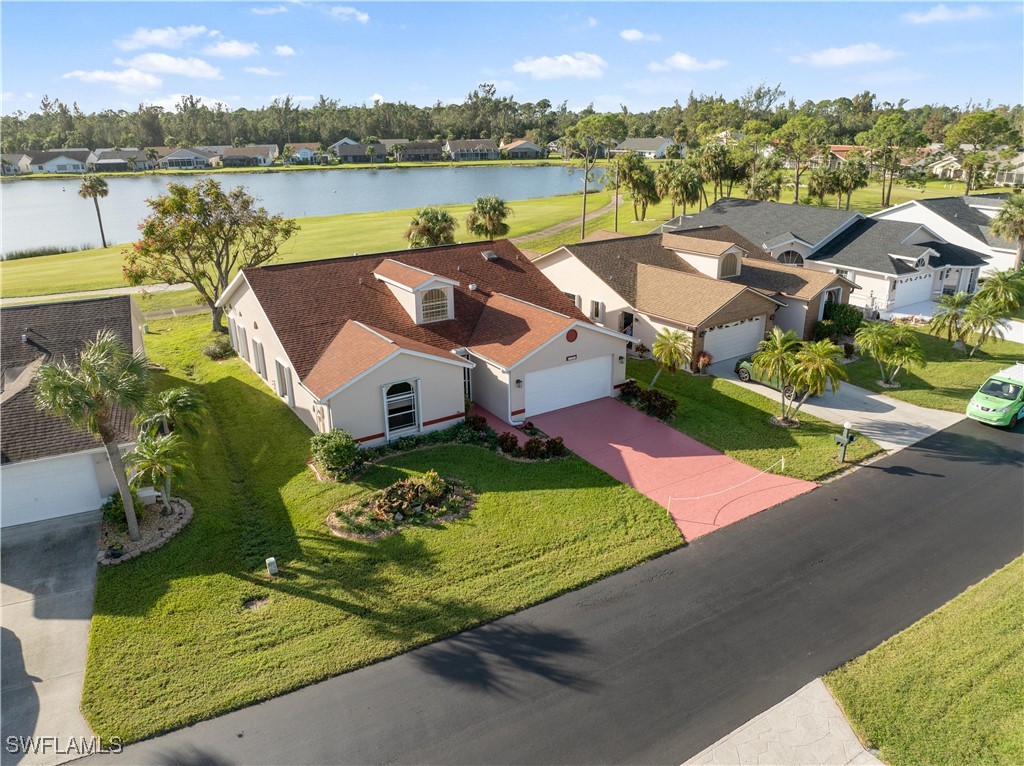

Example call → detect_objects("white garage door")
525 355 612 416
702 316 765 362
0 453 103 528
892 275 934 309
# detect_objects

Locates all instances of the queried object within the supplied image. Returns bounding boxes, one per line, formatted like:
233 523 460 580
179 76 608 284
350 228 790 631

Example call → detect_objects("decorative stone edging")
98 498 194 566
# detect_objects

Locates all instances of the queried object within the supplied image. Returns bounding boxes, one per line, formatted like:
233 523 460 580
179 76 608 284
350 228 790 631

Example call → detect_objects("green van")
966 363 1024 428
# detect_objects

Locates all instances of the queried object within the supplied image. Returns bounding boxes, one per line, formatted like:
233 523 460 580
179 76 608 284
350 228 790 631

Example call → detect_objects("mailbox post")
834 421 856 463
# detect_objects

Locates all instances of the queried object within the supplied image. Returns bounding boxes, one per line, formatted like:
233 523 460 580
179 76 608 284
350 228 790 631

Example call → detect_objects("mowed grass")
0 190 612 298
82 313 682 743
628 360 882 482
844 329 1024 412
825 557 1024 766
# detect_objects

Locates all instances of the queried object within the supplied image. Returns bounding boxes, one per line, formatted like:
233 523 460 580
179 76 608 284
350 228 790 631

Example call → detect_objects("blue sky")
2 2 1021 116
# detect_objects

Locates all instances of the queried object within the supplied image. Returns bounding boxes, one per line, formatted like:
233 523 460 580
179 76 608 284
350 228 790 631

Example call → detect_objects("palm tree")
136 386 207 439
125 432 189 514
989 193 1024 271
856 322 925 387
963 296 1009 357
126 154 138 173
975 269 1024 314
752 327 802 423
389 143 407 166
789 339 847 419
405 207 458 248
855 321 896 383
833 155 869 210
78 175 109 248
465 195 513 240
675 163 704 216
655 162 679 218
35 330 151 540
927 291 972 344
649 328 693 387
146 147 160 173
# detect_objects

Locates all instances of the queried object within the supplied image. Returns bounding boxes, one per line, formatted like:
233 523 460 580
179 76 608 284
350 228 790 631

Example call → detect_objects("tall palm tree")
650 328 693 387
125 432 189 514
975 269 1024 314
35 330 151 540
78 175 109 248
146 147 160 173
465 195 513 240
405 207 458 248
989 193 1024 272
963 296 1009 357
655 161 679 218
676 162 704 216
789 339 847 419
927 291 972 344
752 327 802 423
136 386 207 439
833 155 869 210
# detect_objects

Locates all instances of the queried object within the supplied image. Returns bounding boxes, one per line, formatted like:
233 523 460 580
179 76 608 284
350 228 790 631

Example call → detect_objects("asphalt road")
87 420 1023 766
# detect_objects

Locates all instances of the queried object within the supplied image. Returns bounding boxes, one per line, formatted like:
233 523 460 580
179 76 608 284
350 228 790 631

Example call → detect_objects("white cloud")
62 68 162 93
274 44 297 56
790 42 900 67
330 6 369 23
245 66 283 77
252 4 288 14
115 25 209 51
586 16 598 27
903 4 990 23
648 52 727 72
620 29 662 42
203 39 260 58
123 53 221 79
512 51 607 80
370 93 384 103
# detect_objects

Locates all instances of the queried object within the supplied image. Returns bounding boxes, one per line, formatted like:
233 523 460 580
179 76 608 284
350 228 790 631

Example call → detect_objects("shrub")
638 388 678 420
310 429 360 475
634 342 649 359
824 302 863 336
101 489 143 533
695 351 713 373
843 342 856 358
523 437 548 460
497 432 520 454
463 414 487 432
545 436 568 457
202 336 235 360
368 471 452 521
813 320 839 342
618 379 642 402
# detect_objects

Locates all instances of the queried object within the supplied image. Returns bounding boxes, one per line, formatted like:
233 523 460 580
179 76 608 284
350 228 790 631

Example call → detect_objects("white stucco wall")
773 299 809 336
469 357 511 421
535 248 634 332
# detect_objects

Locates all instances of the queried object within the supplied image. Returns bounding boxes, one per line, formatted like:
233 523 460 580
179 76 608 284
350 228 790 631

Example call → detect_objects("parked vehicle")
966 363 1024 428
734 358 805 400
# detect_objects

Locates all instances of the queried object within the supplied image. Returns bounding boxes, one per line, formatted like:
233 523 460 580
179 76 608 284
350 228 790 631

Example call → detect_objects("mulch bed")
98 498 194 566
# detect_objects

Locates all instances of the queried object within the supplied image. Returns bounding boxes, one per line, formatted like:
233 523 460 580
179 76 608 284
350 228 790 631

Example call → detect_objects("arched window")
777 250 804 266
421 288 449 322
385 381 417 434
720 252 740 277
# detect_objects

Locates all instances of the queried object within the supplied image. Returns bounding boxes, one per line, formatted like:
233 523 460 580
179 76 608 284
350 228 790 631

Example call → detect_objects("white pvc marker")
266 557 278 576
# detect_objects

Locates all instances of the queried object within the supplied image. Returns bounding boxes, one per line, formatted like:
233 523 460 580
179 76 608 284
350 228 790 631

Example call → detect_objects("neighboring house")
808 145 866 170
213 146 276 167
215 240 629 443
994 151 1024 187
500 139 546 159
610 136 677 159
158 147 218 169
713 129 744 147
666 198 988 314
872 194 1015 275
26 149 91 173
927 154 964 180
445 139 501 161
401 140 444 162
334 142 387 164
1 153 30 175
286 142 322 164
379 138 411 153
0 297 145 528
88 148 153 172
536 228 855 364
326 137 360 154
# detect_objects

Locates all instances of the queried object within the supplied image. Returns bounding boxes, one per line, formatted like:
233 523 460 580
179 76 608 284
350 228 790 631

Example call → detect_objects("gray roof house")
26 149 92 173
610 136 677 159
445 139 500 161
88 148 153 172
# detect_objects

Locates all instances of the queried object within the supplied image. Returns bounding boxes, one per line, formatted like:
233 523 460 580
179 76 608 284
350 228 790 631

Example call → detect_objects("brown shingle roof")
661 232 743 257
726 259 852 301
466 294 574 368
667 225 770 260
635 265 758 327
237 240 590 385
373 259 449 290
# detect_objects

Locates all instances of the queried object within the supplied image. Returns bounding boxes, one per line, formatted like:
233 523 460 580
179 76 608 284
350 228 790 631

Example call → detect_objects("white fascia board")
215 270 251 307
507 321 630 371
530 244 575 264
870 200 922 219
313 348 473 404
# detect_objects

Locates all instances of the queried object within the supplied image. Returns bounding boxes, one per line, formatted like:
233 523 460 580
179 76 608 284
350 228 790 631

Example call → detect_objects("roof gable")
635 264 777 327
466 294 574 368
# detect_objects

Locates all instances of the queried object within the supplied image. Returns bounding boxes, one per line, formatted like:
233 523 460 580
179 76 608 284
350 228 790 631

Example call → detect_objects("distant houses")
610 136 677 160
501 139 546 159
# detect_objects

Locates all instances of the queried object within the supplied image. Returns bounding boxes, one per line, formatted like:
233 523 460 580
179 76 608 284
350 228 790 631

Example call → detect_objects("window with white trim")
777 250 804 266
385 381 418 435
421 288 449 322
252 339 267 379
836 269 849 279
275 359 295 406
237 326 249 361
720 252 740 278
590 300 604 322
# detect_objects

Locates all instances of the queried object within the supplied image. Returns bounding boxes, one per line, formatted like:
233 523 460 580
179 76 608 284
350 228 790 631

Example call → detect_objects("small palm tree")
35 330 150 540
789 339 847 419
989 193 1024 271
963 296 1009 357
856 322 925 387
78 175 109 248
927 291 972 344
125 432 189 514
136 386 207 438
465 195 513 240
650 328 693 387
146 147 159 173
752 327 802 423
975 269 1024 314
405 207 458 248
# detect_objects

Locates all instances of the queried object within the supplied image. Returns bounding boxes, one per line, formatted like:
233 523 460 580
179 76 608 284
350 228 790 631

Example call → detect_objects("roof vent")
469 284 478 291
482 250 498 261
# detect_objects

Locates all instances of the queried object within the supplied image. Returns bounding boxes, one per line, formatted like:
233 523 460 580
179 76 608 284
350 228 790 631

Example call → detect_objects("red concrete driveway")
532 398 816 541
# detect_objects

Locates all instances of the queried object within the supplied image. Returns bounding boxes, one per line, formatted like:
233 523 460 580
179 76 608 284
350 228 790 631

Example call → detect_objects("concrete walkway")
1 512 101 766
532 398 815 540
708 359 964 452
1 283 191 307
890 299 1024 345
685 679 882 766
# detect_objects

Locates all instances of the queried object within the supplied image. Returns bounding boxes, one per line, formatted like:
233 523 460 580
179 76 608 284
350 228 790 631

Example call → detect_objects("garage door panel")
703 316 765 362
525 356 612 417
893 276 934 308
1 454 104 528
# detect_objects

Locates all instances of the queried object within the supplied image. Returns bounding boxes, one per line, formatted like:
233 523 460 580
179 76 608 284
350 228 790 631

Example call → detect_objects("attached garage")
525 355 613 417
892 273 935 310
1 451 106 528
702 316 766 361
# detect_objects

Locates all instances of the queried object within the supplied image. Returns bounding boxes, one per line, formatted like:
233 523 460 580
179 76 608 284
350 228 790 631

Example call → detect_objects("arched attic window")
421 288 449 322
720 252 740 278
777 250 804 266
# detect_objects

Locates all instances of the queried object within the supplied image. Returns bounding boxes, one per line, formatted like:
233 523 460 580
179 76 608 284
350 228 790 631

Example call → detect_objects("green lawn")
83 313 682 743
844 329 1024 412
628 360 882 482
825 557 1024 766
0 190 612 298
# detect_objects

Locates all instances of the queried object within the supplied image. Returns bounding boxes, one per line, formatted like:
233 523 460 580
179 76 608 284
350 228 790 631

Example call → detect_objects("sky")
1 1 1022 117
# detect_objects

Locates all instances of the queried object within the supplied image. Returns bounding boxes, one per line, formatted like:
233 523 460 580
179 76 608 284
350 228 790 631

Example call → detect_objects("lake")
0 165 604 256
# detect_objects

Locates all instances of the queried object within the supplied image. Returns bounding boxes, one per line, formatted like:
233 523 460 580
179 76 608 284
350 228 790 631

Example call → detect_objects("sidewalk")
684 679 882 766
1 283 191 306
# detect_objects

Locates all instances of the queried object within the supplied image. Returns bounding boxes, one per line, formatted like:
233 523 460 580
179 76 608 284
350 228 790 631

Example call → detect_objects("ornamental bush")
201 336 234 360
310 429 360 475
618 379 642 402
523 437 548 460
497 432 521 454
545 436 568 457
824 302 863 336
813 320 839 342
638 388 677 420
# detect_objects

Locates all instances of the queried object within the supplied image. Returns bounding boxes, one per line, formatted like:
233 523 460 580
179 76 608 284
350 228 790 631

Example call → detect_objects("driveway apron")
532 398 815 540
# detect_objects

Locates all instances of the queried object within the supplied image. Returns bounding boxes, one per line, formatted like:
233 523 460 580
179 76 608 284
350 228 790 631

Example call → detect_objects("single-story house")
1 297 145 528
994 151 1024 187
26 149 91 174
334 142 387 163
807 145 867 170
535 228 855 365
327 137 360 153
286 143 322 164
401 141 444 162
445 139 501 161
1 153 30 175
215 240 630 445
158 147 218 169
88 148 154 172
610 136 677 159
500 139 546 159
379 138 411 153
667 198 989 314
213 145 276 167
